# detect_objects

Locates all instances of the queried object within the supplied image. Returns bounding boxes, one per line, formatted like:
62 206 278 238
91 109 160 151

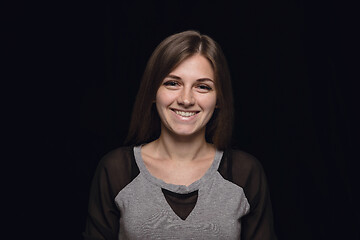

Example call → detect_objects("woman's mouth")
172 109 199 118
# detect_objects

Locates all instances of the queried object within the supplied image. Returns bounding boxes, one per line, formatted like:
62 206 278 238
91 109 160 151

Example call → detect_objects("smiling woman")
125 30 234 149
83 30 277 240
155 54 217 139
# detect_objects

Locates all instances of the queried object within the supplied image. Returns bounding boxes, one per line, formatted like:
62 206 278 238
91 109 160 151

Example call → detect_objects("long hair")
125 30 234 150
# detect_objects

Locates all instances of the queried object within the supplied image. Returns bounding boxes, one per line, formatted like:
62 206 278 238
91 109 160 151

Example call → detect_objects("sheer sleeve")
83 147 139 240
222 150 277 240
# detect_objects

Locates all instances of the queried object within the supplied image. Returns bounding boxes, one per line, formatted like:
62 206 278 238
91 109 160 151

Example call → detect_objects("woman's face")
156 54 217 138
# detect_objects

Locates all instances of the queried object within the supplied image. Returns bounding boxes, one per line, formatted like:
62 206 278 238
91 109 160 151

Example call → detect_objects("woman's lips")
171 109 199 118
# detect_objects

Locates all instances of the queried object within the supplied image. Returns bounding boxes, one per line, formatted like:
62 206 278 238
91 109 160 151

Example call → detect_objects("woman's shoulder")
221 148 267 184
226 148 263 169
101 146 134 162
97 146 137 173
93 146 140 190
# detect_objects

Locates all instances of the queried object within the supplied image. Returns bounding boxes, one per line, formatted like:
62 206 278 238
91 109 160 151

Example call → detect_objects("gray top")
83 146 277 240
114 146 250 239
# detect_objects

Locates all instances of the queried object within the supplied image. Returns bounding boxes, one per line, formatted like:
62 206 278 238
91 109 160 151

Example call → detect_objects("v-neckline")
161 188 199 221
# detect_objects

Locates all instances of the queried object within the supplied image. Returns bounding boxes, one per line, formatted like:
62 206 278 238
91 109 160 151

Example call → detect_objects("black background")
10 0 359 239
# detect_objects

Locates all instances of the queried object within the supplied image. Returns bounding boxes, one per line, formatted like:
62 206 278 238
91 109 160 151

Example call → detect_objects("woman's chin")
167 128 205 139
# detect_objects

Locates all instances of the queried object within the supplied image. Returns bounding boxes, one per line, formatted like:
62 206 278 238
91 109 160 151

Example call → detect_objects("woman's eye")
163 81 179 87
197 85 212 91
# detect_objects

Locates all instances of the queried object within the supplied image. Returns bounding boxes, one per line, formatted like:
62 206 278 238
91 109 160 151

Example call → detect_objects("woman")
83 30 277 239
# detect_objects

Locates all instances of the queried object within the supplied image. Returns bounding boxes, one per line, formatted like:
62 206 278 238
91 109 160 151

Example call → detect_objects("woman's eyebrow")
166 74 214 83
166 74 182 80
196 78 214 83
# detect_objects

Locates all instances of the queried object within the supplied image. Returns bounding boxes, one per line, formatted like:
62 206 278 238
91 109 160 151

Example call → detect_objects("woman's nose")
177 88 195 106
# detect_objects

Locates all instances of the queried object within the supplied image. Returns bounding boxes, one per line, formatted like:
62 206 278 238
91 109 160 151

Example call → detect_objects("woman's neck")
151 129 213 163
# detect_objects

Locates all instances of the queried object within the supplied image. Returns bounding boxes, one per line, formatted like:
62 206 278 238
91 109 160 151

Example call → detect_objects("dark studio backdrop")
26 0 359 239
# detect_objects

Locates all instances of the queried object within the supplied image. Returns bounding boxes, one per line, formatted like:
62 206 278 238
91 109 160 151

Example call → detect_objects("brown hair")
125 30 234 150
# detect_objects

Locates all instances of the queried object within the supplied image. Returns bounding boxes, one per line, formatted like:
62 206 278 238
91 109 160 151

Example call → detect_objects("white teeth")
174 110 196 117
